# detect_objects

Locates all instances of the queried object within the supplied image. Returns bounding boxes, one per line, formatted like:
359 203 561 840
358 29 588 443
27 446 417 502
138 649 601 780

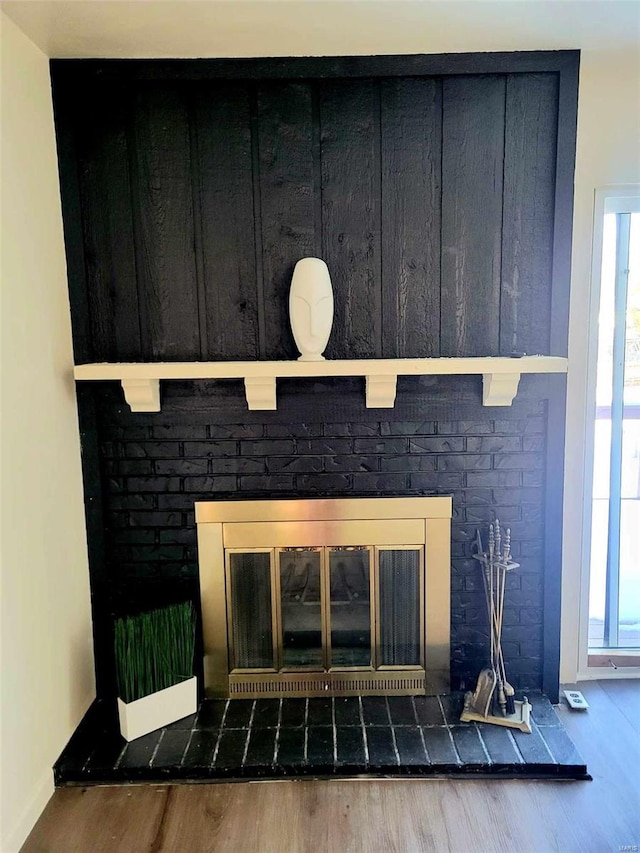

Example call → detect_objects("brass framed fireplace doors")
196 498 452 699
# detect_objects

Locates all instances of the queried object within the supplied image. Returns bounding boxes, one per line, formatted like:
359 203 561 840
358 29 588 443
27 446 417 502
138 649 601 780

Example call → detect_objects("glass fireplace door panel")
329 547 372 668
378 548 422 666
228 551 274 670
279 549 323 668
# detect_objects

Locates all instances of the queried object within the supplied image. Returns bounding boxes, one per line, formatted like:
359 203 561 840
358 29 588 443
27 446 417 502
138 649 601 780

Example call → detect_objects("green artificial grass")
114 602 196 704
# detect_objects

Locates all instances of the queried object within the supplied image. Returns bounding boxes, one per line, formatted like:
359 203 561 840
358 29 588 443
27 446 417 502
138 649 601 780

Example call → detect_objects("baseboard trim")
3 767 54 853
3 689 96 852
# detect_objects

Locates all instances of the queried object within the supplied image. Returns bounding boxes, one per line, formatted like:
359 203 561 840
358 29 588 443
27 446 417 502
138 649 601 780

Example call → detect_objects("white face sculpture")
289 258 334 361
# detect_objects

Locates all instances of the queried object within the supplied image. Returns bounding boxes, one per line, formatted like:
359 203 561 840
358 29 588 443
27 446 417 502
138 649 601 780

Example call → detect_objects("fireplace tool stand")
461 521 532 733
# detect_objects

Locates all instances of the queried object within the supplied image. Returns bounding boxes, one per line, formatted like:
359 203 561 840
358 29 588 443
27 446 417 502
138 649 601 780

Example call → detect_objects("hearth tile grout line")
418 723 431 763
358 696 370 765
386 698 401 767
535 722 560 765
114 742 128 770
474 723 493 765
241 700 256 767
179 701 210 767
149 729 165 767
303 698 309 763
409 696 419 727
506 729 524 763
382 696 392 727
210 700 230 767
332 697 337 766
272 698 283 766
81 748 95 773
437 694 462 765
180 730 194 767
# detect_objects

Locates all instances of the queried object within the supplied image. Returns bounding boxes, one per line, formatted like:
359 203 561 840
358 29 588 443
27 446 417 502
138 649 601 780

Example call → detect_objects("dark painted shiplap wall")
51 53 579 701
53 60 566 365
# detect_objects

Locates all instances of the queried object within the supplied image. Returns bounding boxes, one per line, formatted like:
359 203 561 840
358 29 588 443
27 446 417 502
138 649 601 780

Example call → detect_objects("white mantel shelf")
73 356 568 412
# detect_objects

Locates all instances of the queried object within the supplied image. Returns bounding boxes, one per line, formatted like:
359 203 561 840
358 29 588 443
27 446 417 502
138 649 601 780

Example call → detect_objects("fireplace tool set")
461 520 532 733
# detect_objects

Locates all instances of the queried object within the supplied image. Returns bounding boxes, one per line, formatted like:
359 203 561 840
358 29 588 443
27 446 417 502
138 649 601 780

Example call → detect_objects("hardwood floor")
22 681 639 853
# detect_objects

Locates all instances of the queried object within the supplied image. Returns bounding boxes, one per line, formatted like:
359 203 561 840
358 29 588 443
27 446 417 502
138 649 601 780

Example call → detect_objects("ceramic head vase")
289 258 334 361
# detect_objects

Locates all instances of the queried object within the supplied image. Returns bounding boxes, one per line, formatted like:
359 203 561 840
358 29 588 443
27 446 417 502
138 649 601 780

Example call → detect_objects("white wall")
0 13 95 852
561 46 640 681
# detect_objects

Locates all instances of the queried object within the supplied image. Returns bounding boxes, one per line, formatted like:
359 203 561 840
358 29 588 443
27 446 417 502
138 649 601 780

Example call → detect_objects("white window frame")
563 185 640 682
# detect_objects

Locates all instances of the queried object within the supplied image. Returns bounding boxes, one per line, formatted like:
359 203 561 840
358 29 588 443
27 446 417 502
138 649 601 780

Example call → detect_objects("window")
588 189 640 654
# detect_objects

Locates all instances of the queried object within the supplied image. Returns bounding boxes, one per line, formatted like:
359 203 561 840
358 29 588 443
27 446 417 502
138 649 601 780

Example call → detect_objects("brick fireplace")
52 51 578 704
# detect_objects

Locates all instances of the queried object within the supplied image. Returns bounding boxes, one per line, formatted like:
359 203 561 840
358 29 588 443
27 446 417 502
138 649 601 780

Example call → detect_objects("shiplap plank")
258 82 316 360
76 83 141 361
320 80 381 359
441 75 506 357
501 73 558 356
193 83 259 360
131 83 199 360
381 77 442 358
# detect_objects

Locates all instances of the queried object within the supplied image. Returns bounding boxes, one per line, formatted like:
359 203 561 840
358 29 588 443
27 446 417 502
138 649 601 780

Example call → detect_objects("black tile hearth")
54 693 589 786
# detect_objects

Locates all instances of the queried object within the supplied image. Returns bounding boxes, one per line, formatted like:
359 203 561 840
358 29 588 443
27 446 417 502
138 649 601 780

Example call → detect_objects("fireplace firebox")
196 497 451 698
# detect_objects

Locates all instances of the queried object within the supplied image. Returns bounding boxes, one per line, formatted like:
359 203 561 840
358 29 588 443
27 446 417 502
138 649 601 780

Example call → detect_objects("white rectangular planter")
117 676 197 741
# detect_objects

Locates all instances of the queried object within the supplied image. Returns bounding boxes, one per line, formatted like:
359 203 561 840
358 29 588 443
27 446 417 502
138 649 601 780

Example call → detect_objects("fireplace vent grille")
229 673 427 698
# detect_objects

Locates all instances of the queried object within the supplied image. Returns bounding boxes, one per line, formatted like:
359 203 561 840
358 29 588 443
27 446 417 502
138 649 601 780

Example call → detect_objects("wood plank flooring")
22 681 640 853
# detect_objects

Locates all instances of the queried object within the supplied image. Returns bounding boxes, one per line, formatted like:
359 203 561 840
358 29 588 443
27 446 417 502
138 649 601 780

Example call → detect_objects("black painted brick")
297 438 353 454
353 438 408 454
466 471 521 488
184 441 237 457
266 424 322 437
494 453 543 470
126 545 185 562
210 458 265 474
129 511 182 527
157 494 198 510
153 425 207 439
464 505 522 523
209 425 264 439
183 476 237 492
159 529 195 545
107 460 153 476
352 473 408 491
326 423 379 436
325 455 379 472
269 456 323 473
240 440 294 456
466 436 522 453
382 421 437 435
409 437 464 453
240 475 295 491
297 474 351 491
410 472 463 490
154 459 208 475
112 529 157 544
380 456 437 472
127 477 181 492
438 455 491 471
437 421 493 435
522 471 544 486
109 494 156 510
94 396 551 693
125 442 181 458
